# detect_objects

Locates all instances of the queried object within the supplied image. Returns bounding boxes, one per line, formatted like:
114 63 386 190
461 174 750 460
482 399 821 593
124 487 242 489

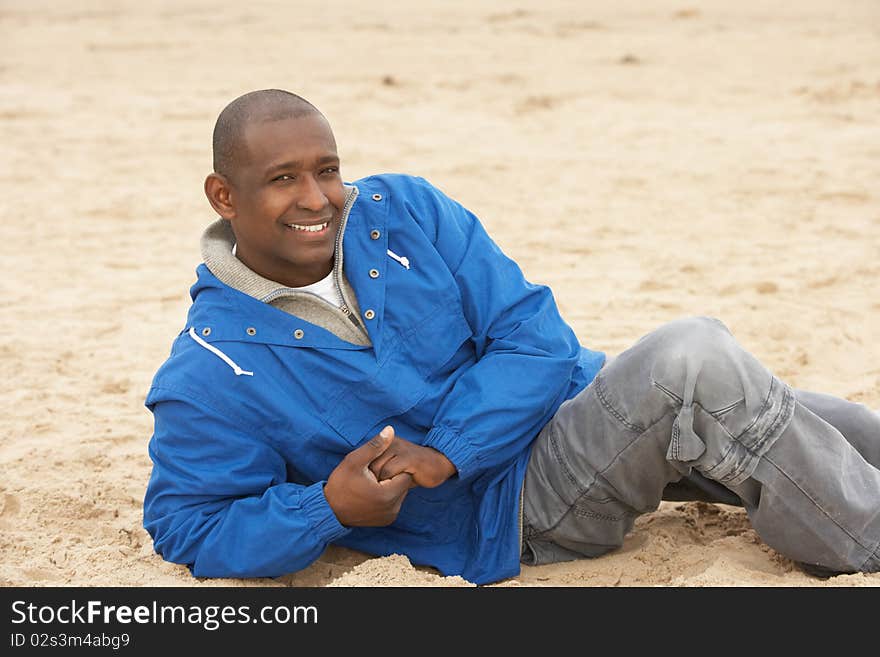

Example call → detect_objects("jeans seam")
670 418 680 460
536 412 674 538
548 424 587 496
572 508 632 522
652 379 743 419
731 376 775 444
595 373 645 433
749 382 795 455
702 441 736 478
710 398 745 418
763 452 878 564
569 412 675 517
681 385 793 484
652 379 684 405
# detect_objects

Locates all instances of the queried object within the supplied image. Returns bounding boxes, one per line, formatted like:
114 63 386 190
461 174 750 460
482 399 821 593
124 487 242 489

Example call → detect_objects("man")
143 89 880 585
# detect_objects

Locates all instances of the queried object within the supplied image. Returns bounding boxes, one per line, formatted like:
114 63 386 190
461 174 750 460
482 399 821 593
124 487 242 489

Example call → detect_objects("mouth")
282 218 333 235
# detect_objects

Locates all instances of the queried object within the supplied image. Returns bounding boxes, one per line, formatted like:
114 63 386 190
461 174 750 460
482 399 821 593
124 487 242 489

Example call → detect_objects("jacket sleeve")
407 177 586 480
143 391 350 579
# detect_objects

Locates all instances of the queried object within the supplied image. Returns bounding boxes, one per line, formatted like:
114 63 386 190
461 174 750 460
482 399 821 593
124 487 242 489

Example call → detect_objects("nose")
296 175 328 212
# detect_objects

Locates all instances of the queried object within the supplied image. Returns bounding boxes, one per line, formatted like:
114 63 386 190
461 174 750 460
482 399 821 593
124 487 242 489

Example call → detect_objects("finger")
369 451 397 480
378 456 406 482
347 426 395 467
380 471 414 496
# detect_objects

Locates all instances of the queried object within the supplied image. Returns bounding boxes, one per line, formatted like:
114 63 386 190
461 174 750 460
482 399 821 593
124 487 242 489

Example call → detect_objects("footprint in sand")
486 9 530 23
618 54 642 66
808 275 838 289
555 21 604 37
672 8 701 20
0 493 20 516
676 502 751 544
755 281 778 294
514 94 568 114
0 494 21 528
638 279 670 292
100 379 130 395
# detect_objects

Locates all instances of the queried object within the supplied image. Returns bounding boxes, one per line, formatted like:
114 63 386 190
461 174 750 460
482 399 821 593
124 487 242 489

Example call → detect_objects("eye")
272 173 295 182
320 166 340 176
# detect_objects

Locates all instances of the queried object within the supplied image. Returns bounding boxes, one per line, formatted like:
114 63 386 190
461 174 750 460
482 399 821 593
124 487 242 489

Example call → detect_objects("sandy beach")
1 0 878 587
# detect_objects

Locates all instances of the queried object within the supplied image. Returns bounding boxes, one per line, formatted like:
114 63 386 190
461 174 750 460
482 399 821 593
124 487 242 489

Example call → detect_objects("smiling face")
206 112 347 288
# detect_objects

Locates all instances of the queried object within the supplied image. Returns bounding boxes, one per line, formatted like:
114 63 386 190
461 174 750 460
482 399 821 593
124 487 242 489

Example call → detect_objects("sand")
1 0 878 588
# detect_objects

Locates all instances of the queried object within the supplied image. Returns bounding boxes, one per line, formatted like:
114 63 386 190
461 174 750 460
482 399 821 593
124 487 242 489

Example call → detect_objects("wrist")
427 447 457 481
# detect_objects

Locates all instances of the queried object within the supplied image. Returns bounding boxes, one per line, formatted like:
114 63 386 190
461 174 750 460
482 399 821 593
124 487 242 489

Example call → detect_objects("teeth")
286 222 328 232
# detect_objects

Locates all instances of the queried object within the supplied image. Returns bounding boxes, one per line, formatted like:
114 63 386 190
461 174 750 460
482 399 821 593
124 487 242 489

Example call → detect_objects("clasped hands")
323 426 457 527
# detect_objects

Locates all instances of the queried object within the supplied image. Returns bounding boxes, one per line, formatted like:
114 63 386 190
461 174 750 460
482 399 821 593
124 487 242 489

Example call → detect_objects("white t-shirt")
233 243 342 308
292 270 342 308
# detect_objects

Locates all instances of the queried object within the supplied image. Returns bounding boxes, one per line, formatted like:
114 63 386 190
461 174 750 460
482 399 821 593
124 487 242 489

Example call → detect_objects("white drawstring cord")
387 249 410 269
187 327 254 376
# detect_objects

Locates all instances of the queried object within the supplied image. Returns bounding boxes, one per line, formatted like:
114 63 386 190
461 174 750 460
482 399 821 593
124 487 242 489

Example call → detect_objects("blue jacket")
143 174 605 584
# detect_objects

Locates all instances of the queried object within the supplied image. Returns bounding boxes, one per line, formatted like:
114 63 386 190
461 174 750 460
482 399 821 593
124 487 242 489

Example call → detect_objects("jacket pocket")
322 304 472 446
390 488 469 542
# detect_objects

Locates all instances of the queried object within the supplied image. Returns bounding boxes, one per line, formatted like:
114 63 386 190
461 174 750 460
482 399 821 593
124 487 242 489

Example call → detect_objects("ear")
204 173 236 219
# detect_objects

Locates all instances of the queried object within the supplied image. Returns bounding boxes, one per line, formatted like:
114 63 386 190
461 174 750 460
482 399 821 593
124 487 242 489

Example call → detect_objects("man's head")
205 89 347 288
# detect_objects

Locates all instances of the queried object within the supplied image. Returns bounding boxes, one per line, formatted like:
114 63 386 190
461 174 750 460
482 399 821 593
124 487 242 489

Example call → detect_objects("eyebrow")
264 155 339 175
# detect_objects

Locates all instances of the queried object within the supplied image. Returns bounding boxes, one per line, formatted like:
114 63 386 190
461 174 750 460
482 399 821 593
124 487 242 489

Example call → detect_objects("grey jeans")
522 316 880 574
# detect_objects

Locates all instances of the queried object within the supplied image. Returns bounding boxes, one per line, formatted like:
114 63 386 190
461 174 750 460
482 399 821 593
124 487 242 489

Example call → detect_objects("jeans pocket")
572 493 635 524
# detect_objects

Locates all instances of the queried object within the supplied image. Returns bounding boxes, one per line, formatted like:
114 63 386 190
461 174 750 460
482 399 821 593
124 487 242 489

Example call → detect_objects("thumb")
349 425 395 466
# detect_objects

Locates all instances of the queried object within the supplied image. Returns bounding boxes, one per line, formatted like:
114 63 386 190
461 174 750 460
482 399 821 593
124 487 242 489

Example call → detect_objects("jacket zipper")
333 188 367 333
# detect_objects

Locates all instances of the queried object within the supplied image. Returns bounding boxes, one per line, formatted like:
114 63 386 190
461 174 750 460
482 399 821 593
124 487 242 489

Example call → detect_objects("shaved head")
212 89 322 179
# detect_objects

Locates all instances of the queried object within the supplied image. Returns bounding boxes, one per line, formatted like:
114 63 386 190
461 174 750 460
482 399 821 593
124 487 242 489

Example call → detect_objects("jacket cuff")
300 482 350 543
423 426 481 480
